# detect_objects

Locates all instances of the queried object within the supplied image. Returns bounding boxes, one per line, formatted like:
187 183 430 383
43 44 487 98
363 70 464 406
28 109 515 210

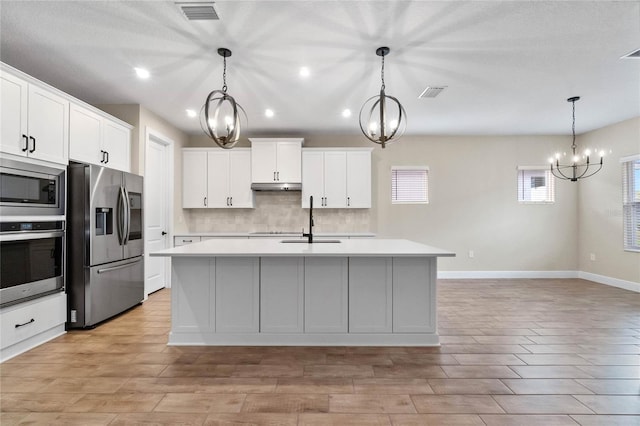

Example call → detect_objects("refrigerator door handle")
97 258 142 274
123 186 131 246
116 186 125 245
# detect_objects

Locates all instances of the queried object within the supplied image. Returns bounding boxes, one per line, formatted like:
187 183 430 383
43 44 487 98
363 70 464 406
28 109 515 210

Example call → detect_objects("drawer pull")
15 318 35 328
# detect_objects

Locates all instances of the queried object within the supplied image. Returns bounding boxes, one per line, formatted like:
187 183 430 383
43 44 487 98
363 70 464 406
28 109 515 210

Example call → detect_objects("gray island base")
150 239 455 346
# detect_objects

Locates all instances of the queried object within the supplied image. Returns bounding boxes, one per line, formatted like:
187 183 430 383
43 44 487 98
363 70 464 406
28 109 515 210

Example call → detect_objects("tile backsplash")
183 192 372 233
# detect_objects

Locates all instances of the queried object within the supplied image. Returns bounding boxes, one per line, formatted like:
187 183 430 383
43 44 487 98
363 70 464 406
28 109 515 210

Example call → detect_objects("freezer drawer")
70 256 144 328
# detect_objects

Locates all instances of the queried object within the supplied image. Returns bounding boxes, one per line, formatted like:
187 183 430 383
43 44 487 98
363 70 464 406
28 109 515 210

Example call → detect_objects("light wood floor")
1 278 639 425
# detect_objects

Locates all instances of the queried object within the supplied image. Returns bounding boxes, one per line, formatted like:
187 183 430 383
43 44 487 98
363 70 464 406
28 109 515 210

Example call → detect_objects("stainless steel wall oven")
0 220 65 307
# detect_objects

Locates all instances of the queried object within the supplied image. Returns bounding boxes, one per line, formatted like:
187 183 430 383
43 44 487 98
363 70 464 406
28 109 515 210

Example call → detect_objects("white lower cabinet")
172 258 214 332
304 257 348 333
349 257 393 333
215 257 259 333
393 257 436 333
260 257 304 333
0 292 66 362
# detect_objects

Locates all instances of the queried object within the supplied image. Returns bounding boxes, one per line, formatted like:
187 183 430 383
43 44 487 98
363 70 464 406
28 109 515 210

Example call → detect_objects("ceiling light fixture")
299 66 310 78
265 109 274 118
186 109 197 118
134 67 150 79
359 47 406 149
200 48 247 149
342 109 352 118
549 96 603 182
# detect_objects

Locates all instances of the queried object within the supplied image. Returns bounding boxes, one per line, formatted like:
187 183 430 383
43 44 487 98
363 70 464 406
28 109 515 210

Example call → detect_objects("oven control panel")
0 221 64 233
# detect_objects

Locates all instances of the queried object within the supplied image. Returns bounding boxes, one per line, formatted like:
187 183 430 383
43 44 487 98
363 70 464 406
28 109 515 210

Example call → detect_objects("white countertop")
174 232 377 238
151 238 455 258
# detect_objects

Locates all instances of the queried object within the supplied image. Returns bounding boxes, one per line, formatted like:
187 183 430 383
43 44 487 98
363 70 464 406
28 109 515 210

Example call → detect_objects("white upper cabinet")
249 138 303 183
182 150 208 208
0 70 68 165
302 148 372 209
346 150 372 208
69 102 131 172
182 148 254 209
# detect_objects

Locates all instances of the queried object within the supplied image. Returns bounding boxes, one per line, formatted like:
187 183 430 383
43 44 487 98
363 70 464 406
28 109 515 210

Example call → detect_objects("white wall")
577 117 640 283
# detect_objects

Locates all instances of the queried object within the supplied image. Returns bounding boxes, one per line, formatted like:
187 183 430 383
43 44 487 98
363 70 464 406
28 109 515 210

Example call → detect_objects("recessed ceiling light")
299 66 310 78
265 109 275 118
186 109 197 118
342 109 352 118
134 67 150 79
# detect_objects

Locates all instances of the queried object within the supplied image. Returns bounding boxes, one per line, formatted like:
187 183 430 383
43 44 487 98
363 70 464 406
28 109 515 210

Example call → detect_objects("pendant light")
359 47 406 148
200 48 247 149
549 96 603 181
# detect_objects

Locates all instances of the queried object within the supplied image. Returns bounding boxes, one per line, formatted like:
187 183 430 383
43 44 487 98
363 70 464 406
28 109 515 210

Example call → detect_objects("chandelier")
200 48 247 149
549 96 603 181
359 47 406 148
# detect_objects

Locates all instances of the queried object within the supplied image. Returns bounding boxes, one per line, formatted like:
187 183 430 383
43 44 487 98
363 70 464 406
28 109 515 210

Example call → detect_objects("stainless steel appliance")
67 163 144 328
0 158 65 217
0 220 65 307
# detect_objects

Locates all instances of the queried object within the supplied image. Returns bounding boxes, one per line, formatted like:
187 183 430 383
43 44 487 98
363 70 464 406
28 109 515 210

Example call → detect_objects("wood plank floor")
1 278 639 425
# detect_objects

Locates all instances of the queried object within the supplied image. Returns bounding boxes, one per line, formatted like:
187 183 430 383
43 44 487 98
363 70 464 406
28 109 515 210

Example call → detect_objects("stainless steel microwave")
0 158 65 217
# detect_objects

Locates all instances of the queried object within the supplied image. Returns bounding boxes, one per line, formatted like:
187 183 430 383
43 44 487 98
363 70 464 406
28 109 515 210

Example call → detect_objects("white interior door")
145 130 172 296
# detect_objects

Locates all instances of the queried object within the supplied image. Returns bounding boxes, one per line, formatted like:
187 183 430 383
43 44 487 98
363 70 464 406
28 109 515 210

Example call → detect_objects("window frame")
517 166 555 204
391 166 429 205
621 154 640 252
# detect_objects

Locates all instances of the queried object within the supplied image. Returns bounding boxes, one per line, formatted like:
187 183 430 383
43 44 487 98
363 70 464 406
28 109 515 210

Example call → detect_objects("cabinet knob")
161 231 167 236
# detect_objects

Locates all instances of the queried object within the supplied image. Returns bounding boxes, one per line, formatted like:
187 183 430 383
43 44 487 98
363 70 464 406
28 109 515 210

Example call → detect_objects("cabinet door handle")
22 134 29 152
15 318 35 328
161 231 167 236
183 239 193 243
204 197 207 207
230 197 233 206
105 151 109 164
29 136 36 153
347 197 350 206
273 171 276 181
277 171 279 181
100 150 105 163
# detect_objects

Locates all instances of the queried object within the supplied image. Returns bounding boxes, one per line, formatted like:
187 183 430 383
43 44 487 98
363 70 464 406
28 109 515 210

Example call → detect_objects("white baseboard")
437 270 639 293
578 271 640 293
438 270 578 279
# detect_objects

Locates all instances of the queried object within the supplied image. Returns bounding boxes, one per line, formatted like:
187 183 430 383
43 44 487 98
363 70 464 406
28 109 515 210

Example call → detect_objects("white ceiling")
1 1 639 137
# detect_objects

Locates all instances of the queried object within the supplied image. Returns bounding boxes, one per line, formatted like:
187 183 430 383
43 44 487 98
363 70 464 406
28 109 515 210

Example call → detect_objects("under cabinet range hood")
251 182 301 191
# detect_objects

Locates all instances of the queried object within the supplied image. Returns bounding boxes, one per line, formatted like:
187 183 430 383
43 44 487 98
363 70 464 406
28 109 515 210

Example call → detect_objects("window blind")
622 157 640 251
517 167 555 203
391 167 429 204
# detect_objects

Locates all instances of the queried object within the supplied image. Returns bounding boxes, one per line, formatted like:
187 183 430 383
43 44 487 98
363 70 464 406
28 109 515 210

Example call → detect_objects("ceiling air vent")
418 86 447 98
176 2 219 20
621 48 640 59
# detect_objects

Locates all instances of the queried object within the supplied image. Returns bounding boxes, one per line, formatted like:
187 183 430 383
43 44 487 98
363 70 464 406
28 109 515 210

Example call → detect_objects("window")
622 155 640 251
391 167 428 204
517 166 555 203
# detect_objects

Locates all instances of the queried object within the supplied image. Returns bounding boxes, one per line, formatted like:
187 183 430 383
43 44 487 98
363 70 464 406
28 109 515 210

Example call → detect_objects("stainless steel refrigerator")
67 162 144 328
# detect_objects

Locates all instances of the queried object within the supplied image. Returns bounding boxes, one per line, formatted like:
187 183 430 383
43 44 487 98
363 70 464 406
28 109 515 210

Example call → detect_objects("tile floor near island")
1 279 639 425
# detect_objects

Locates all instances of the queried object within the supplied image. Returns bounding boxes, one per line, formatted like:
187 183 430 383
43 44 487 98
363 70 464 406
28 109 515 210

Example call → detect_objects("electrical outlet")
590 253 596 261
468 250 474 258
70 309 77 323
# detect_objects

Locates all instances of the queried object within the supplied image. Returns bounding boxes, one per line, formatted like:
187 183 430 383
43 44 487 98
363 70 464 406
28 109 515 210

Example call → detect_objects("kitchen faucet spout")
302 195 314 243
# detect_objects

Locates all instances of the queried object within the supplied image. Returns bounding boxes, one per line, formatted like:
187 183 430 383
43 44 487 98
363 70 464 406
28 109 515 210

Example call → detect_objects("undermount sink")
280 239 341 244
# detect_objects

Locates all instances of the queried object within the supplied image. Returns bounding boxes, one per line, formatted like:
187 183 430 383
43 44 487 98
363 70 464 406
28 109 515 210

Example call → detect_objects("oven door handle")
97 258 142 274
0 231 64 242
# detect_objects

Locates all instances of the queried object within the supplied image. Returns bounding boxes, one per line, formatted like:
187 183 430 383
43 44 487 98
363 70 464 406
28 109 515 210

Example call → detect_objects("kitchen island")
150 238 455 346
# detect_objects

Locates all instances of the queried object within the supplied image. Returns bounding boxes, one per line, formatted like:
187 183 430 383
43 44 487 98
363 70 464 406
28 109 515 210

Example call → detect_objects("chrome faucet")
302 195 314 243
